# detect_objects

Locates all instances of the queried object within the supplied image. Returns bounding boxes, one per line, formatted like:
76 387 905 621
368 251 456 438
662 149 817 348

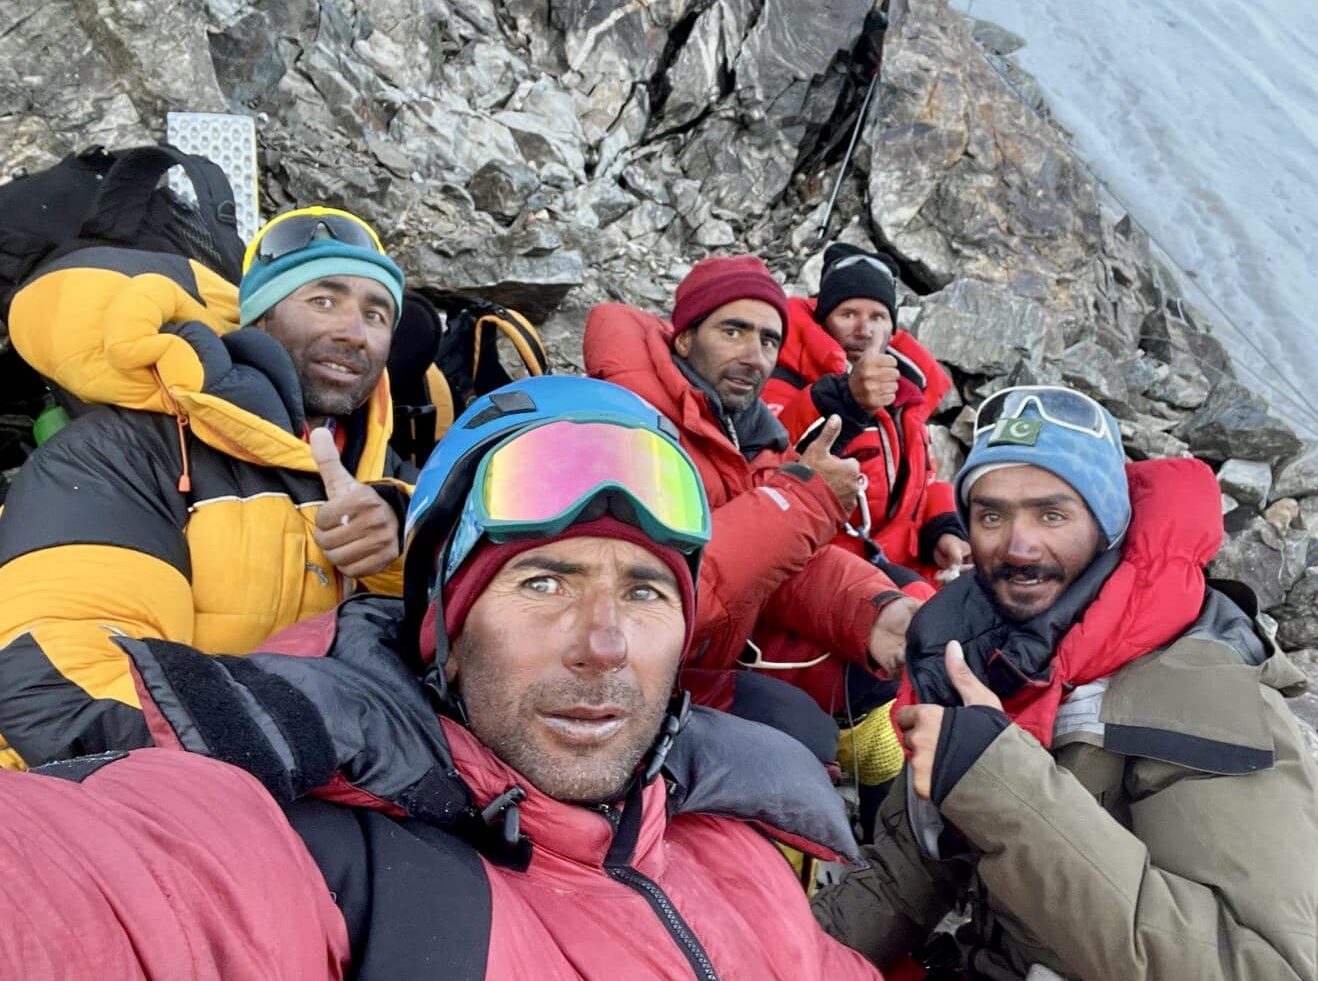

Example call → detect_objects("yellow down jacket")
0 247 413 769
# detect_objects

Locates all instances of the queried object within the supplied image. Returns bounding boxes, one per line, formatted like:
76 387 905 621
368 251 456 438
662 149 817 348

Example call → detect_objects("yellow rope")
836 699 904 786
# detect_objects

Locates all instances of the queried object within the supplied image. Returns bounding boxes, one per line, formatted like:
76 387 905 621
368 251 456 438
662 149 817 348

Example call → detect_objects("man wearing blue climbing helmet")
1 374 882 978
241 206 406 425
405 375 712 802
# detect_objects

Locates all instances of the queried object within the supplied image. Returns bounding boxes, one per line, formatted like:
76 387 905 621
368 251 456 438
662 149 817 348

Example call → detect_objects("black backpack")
387 292 550 466
0 143 245 320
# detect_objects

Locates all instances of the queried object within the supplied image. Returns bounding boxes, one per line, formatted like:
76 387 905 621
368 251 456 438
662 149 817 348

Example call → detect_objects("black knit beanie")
814 243 899 328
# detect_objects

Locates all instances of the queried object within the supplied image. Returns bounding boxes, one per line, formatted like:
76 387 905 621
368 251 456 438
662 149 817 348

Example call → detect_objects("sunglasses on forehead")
973 386 1118 447
823 254 896 283
243 209 384 274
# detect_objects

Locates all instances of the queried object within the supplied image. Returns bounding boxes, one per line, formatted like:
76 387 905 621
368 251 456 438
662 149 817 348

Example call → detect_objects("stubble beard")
456 634 677 804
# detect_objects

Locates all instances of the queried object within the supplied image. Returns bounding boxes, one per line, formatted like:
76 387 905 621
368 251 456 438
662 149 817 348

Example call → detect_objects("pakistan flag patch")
989 417 1043 446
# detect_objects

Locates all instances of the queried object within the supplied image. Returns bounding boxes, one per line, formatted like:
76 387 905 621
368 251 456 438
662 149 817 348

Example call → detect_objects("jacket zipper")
606 865 719 980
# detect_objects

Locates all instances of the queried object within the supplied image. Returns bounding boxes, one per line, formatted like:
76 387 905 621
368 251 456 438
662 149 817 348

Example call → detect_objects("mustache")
310 345 370 372
991 562 1064 582
527 677 644 714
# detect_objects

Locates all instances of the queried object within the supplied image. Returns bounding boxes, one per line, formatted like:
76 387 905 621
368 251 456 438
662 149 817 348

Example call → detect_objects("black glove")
118 596 470 826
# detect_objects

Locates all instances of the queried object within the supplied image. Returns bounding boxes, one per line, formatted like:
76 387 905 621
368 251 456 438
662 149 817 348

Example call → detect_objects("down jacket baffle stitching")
0 246 414 770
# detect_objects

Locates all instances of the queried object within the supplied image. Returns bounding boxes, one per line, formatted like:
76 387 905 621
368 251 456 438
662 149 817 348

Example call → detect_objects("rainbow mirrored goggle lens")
974 385 1116 446
243 210 383 273
443 419 710 585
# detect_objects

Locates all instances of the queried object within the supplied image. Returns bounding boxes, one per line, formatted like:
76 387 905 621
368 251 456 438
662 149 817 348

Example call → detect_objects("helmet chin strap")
421 587 471 723
642 689 692 785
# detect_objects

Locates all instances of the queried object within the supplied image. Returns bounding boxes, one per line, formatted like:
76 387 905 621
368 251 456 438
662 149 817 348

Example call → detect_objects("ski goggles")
242 207 385 273
973 385 1117 447
442 418 711 585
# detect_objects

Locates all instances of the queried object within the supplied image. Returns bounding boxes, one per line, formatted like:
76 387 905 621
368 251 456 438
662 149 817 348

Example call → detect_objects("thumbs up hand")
895 641 1005 801
799 414 863 512
847 349 901 414
310 427 400 578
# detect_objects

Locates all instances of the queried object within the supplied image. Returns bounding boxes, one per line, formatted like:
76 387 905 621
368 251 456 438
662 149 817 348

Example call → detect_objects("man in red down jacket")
762 244 970 593
0 378 882 981
584 255 923 714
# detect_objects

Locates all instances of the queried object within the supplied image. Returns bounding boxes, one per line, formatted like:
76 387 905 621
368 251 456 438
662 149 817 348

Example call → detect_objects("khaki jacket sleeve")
941 716 1318 981
811 768 964 969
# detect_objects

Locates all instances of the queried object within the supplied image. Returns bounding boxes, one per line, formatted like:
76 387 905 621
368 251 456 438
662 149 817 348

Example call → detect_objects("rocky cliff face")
1 0 1314 736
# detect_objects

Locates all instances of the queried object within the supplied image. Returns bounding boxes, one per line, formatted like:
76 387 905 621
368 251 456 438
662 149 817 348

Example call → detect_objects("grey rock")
1275 570 1318 650
1177 381 1305 464
868 0 1129 345
1117 354 1168 397
390 97 526 181
406 238 584 324
1221 493 1240 516
1264 498 1301 535
1117 415 1190 461
970 19 1026 56
951 405 977 447
1140 300 1233 387
468 160 540 223
494 109 587 180
1208 522 1309 610
1273 446 1318 501
1216 459 1273 508
1300 497 1318 535
692 218 737 248
657 1 733 132
928 424 965 483
912 279 1061 376
570 181 637 229
1147 369 1210 410
1060 339 1129 404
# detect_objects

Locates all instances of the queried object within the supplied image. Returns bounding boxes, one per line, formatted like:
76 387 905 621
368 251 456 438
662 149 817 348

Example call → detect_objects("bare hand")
311 428 401 578
895 641 1004 800
932 533 973 571
799 414 862 512
848 351 901 413
867 595 921 678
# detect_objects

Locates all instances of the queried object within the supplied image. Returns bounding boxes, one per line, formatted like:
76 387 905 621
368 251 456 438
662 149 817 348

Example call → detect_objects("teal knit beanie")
239 239 405 326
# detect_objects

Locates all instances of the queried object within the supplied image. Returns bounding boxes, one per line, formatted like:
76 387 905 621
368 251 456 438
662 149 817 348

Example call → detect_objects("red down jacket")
583 303 901 685
0 750 349 979
0 595 884 980
763 298 958 588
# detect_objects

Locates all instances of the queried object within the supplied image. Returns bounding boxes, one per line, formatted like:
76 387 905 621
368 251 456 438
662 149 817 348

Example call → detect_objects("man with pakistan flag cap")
813 384 1318 981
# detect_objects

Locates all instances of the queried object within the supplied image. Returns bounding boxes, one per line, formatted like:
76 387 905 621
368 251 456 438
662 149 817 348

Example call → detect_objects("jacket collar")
441 717 670 880
671 353 788 458
439 703 861 880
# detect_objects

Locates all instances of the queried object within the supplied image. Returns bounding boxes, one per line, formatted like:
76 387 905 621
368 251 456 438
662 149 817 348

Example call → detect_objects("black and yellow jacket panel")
0 247 414 770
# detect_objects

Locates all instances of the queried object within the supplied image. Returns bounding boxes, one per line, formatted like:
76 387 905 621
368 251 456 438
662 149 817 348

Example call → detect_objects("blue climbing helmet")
401 375 711 666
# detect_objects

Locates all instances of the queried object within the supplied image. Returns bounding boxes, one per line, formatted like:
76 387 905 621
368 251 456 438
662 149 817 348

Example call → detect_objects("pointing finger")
310 427 357 500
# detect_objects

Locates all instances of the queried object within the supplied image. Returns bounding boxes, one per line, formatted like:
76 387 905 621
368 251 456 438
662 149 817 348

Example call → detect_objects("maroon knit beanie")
670 255 789 336
418 516 697 665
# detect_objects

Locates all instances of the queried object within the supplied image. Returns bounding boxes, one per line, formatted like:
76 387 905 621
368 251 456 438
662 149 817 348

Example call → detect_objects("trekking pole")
816 69 881 246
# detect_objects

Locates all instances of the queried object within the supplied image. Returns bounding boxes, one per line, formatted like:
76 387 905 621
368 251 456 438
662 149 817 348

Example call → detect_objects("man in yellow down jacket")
0 207 416 770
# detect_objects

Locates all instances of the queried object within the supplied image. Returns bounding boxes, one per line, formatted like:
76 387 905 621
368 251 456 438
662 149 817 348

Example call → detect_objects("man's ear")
673 328 693 357
445 633 462 684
